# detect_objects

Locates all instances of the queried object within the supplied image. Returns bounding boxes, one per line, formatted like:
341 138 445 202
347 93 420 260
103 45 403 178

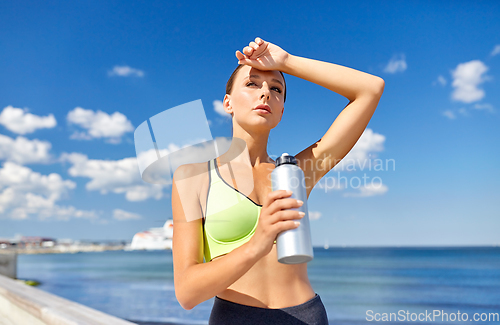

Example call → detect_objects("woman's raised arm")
285 54 385 196
237 37 384 197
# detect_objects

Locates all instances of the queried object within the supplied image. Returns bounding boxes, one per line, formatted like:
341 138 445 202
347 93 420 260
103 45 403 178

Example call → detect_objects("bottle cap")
275 153 297 167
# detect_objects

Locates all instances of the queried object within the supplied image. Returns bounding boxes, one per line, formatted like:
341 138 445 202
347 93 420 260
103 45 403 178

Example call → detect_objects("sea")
17 247 500 325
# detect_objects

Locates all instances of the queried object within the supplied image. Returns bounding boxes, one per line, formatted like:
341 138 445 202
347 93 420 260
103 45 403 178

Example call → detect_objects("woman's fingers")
236 37 288 70
243 46 254 56
275 220 301 235
236 37 276 68
268 197 303 217
249 188 300 257
273 210 305 223
249 41 259 50
244 40 265 56
235 50 247 61
264 190 292 208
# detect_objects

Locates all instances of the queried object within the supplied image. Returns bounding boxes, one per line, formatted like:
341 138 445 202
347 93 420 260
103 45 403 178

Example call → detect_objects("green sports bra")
202 158 264 262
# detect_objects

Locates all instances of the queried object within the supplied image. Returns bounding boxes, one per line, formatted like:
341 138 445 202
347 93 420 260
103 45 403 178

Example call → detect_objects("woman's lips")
254 104 271 114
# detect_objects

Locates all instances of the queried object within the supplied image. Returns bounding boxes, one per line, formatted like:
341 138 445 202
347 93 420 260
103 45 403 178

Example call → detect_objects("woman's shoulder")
172 160 212 183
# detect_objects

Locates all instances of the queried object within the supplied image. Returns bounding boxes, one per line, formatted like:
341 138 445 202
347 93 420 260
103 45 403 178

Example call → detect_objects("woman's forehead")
237 65 284 83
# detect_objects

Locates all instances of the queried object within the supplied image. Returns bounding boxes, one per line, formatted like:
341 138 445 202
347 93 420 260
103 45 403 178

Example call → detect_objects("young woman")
172 37 384 324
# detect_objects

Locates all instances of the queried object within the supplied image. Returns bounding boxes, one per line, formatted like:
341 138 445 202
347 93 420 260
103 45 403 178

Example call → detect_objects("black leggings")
209 293 329 325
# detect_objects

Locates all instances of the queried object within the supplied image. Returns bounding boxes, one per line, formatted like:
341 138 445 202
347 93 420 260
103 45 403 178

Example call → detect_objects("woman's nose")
261 84 270 100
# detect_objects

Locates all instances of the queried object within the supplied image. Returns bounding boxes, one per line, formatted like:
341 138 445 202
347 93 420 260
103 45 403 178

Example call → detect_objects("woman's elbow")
372 77 385 97
358 77 384 100
175 286 196 310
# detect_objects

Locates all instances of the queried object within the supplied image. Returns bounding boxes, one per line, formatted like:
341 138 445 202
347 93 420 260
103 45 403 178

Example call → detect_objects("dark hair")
226 64 287 102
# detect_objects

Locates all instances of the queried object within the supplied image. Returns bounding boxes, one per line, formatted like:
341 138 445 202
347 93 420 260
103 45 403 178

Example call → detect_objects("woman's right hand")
249 190 305 259
235 37 290 72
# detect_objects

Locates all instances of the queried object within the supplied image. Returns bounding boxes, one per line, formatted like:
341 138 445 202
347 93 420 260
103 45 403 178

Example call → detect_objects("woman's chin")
246 120 279 131
235 116 279 130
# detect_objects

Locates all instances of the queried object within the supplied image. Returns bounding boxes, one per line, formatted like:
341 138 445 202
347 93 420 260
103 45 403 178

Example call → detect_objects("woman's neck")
226 127 273 167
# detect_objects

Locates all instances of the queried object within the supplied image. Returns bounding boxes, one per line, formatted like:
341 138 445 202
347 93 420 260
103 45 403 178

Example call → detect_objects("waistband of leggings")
214 293 320 311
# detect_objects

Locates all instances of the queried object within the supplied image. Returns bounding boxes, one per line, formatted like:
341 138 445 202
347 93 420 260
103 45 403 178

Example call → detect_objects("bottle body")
271 154 314 264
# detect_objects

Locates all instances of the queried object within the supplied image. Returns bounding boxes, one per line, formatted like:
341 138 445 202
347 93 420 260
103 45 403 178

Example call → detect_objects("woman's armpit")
172 162 210 223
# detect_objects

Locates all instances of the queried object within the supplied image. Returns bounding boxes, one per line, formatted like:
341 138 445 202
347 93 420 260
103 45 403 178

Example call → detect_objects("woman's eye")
246 81 281 94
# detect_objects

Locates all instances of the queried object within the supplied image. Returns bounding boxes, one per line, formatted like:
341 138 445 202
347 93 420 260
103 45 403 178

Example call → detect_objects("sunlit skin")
224 66 285 136
217 65 286 202
172 37 385 310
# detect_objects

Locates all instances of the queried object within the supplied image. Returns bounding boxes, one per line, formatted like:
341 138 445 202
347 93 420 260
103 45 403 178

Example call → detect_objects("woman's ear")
223 94 232 115
279 106 284 122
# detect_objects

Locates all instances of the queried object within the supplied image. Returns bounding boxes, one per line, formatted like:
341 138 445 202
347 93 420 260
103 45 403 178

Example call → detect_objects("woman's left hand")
236 37 289 71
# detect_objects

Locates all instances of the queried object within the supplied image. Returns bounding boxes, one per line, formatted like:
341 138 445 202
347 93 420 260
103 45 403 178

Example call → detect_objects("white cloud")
0 162 75 202
108 65 144 77
113 209 142 221
458 108 468 117
69 131 93 141
334 128 386 172
0 162 96 220
383 54 407 74
0 106 57 135
442 110 456 120
35 206 98 221
314 175 345 193
309 211 322 221
442 104 493 120
0 134 53 164
434 75 447 86
491 45 500 57
473 103 494 113
343 183 388 197
451 60 489 103
61 152 164 201
318 129 389 197
307 129 390 196
67 107 134 143
213 100 229 117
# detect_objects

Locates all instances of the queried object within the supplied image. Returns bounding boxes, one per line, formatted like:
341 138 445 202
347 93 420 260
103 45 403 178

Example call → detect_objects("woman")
172 37 384 324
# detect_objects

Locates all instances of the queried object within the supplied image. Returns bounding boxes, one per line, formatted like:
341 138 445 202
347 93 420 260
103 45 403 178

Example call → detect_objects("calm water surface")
17 247 500 324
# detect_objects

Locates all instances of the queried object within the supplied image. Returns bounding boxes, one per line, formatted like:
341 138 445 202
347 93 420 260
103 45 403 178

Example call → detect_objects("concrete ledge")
0 274 136 325
0 254 16 279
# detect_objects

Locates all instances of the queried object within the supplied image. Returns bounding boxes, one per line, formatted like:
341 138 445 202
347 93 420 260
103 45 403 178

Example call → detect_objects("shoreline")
0 245 127 255
1 244 498 256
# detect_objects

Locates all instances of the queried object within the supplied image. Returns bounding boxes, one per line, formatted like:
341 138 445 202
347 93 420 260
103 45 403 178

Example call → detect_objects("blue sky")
1 1 499 246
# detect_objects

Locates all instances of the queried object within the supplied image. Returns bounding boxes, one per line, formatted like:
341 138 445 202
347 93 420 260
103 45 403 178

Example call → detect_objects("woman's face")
224 65 285 132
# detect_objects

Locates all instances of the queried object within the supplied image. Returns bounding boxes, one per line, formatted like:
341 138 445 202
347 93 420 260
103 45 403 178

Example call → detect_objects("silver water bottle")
271 153 314 264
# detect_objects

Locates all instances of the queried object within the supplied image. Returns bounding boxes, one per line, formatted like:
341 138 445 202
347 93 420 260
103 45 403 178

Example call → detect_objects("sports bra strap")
216 157 239 191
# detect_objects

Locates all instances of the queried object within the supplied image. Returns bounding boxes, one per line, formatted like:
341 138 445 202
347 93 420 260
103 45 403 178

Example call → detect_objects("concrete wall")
0 254 16 279
0 274 137 325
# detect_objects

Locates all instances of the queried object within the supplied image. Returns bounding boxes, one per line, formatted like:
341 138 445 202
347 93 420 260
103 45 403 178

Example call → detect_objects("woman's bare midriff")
211 242 316 309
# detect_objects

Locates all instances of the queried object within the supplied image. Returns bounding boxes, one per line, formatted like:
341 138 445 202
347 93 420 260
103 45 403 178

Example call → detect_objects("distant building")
18 236 56 248
127 220 173 250
0 238 11 249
